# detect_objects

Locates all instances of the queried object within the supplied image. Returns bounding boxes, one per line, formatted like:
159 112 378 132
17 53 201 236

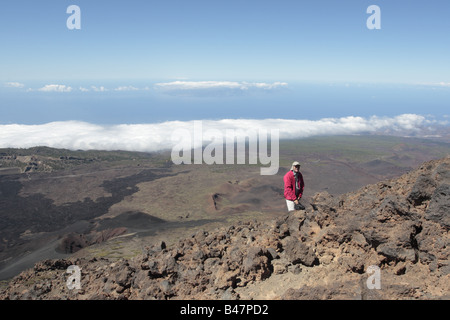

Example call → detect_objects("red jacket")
284 170 305 201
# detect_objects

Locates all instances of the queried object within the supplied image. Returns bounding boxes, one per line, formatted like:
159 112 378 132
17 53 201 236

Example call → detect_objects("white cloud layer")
155 81 288 90
4 82 25 88
114 85 139 92
12 81 288 94
0 114 441 152
78 85 145 92
154 81 288 94
90 85 108 92
37 84 73 92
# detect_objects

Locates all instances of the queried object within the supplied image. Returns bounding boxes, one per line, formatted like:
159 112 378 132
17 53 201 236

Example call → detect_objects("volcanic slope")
0 135 449 282
1 156 448 299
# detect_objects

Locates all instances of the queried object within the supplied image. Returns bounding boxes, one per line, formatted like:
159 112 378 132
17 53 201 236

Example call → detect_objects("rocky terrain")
1 156 448 300
1 136 449 282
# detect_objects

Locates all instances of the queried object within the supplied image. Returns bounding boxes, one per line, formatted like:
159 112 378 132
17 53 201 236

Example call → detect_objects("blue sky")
1 0 450 127
2 0 450 82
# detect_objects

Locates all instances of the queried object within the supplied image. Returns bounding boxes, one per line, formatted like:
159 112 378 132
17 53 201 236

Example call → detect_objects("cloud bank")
36 84 73 92
5 81 288 95
154 81 288 96
6 81 450 96
0 114 441 152
4 82 25 88
155 81 288 90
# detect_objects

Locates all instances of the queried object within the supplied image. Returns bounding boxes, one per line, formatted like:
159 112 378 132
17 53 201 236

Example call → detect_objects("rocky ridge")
1 157 449 300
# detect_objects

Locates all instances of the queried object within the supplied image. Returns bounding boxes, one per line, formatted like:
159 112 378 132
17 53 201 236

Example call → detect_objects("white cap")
290 161 301 170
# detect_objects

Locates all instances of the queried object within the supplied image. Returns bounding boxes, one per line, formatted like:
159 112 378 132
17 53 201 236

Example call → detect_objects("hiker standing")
283 161 305 211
